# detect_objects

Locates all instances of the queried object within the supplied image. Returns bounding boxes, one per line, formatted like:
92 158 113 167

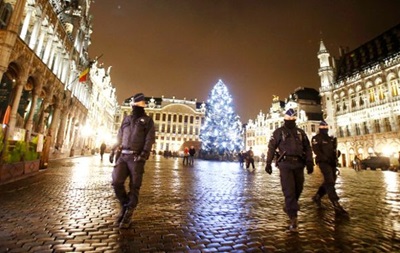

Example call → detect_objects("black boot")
332 200 348 216
119 207 134 229
287 217 298 233
117 205 127 223
312 194 322 207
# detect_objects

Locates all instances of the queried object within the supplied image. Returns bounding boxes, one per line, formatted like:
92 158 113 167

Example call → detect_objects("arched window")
390 79 399 97
369 88 376 103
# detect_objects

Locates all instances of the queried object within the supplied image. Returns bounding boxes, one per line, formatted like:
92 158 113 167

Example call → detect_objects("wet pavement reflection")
0 155 399 252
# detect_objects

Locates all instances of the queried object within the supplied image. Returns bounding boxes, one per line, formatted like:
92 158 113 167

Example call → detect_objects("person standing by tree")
311 120 348 216
109 92 155 229
265 109 314 233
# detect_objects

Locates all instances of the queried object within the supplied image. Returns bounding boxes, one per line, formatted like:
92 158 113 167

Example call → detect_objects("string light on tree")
200 80 243 155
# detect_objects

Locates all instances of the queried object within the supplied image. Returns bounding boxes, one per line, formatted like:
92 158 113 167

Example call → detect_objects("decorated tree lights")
200 80 243 160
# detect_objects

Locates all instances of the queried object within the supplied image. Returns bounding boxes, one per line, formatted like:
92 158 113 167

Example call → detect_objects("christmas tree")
200 80 243 156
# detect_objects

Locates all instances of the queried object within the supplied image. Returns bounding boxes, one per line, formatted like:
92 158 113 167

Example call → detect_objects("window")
390 80 399 97
339 127 344 138
351 94 356 108
378 85 386 100
374 119 380 133
369 88 376 103
355 123 361 135
0 2 12 30
363 122 369 134
155 113 160 121
311 125 315 132
384 118 391 132
359 93 364 106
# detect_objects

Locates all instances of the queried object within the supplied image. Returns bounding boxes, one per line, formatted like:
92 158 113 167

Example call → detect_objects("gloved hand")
306 163 314 174
135 151 149 162
265 163 272 174
109 152 114 163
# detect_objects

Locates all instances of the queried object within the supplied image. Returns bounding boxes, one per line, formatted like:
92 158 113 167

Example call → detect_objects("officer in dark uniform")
110 92 155 228
311 120 348 216
265 108 314 232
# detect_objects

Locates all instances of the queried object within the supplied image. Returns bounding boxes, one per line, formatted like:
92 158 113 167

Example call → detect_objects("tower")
317 40 336 135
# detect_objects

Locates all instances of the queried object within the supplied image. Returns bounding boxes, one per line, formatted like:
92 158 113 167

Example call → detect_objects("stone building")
318 23 400 167
85 62 118 152
245 87 323 157
0 0 94 167
118 96 206 154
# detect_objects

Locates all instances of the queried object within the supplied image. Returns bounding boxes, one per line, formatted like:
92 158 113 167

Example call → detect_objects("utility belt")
283 155 303 162
121 149 139 155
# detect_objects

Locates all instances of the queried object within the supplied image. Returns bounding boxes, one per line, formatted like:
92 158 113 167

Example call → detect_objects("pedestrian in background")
246 147 255 169
265 108 314 233
238 151 245 167
110 93 155 229
188 145 196 165
183 146 189 165
311 120 348 216
353 155 361 171
100 142 106 161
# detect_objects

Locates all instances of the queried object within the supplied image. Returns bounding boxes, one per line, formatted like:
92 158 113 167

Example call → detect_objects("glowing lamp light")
382 146 394 157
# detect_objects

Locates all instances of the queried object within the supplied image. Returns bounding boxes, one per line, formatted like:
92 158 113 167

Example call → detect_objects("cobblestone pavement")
0 155 399 253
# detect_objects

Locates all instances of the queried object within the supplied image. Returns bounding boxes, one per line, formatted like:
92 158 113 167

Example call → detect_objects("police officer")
265 108 314 232
311 120 348 216
110 92 155 228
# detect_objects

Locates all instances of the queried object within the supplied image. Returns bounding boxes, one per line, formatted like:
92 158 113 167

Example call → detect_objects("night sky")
89 0 400 122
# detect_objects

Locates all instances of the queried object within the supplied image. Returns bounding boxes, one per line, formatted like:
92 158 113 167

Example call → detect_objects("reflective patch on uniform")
312 139 318 145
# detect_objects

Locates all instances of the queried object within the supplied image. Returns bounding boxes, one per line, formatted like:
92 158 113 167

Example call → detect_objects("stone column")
36 99 50 134
40 102 62 167
6 77 25 140
24 89 40 141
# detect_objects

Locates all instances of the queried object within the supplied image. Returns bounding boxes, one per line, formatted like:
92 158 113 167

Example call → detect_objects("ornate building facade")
85 62 118 151
0 0 97 167
245 87 323 157
119 96 206 154
318 23 400 167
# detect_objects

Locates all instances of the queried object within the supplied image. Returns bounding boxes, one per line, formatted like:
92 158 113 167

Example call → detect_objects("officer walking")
110 93 155 228
311 120 348 216
265 108 314 232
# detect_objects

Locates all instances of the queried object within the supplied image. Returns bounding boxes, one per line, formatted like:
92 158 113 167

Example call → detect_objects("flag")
78 68 89 82
2 105 10 125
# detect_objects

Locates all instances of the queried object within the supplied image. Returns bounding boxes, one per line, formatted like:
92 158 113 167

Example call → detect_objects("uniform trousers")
279 161 305 218
112 154 145 208
315 162 339 202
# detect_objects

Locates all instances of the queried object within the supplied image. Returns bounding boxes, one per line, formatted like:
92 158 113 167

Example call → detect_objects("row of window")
156 136 197 142
337 116 400 137
148 112 204 124
336 81 399 112
156 124 200 135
